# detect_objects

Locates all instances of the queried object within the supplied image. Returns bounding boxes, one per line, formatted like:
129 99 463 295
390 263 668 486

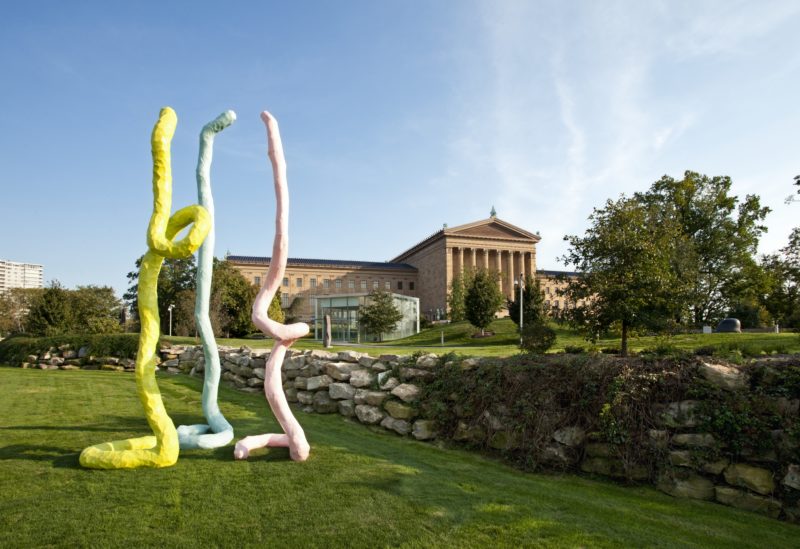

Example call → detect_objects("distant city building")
228 213 580 336
0 260 44 293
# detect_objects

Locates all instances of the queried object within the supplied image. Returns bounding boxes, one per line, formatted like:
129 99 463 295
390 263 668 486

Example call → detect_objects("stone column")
524 251 533 281
458 247 464 276
507 251 515 299
483 249 490 271
495 249 503 294
470 248 477 270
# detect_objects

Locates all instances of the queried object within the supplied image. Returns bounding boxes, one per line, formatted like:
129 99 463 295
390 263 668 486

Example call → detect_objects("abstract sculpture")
234 111 311 462
80 107 210 469
177 111 236 449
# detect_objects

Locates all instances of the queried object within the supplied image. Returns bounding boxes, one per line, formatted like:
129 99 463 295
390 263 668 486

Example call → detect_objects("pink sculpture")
234 112 311 462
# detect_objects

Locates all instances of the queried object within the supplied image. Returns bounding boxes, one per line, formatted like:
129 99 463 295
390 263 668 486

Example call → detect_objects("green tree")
636 171 770 325
211 259 258 337
25 281 74 336
447 269 473 322
358 289 403 342
70 286 122 334
760 229 800 329
561 196 686 356
506 274 547 328
0 288 42 336
269 292 285 324
464 269 504 336
124 255 197 334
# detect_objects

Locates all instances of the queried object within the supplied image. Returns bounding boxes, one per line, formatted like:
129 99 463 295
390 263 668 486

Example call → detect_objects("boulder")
671 433 716 448
282 355 306 370
306 374 333 391
783 464 800 491
247 377 262 388
358 356 376 368
391 383 420 403
324 362 360 381
384 400 417 420
584 443 614 458
370 361 389 372
553 426 586 448
541 444 572 466
715 486 781 518
660 400 699 428
296 391 314 405
285 387 298 402
338 350 364 362
77 346 89 358
338 399 356 417
580 457 648 480
724 463 775 495
355 405 384 424
699 361 747 391
329 383 356 400
701 459 729 476
379 354 403 362
252 367 266 380
310 350 338 360
313 391 338 414
657 471 715 500
416 354 439 369
354 389 369 405
298 362 322 378
668 450 693 467
454 421 484 442
62 350 77 359
400 367 433 381
380 416 411 436
379 375 399 391
461 357 480 370
412 419 436 440
648 429 669 450
349 369 375 388
250 357 266 369
364 391 388 407
294 377 308 390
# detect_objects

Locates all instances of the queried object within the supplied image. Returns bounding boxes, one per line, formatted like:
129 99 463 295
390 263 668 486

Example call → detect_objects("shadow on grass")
0 443 80 468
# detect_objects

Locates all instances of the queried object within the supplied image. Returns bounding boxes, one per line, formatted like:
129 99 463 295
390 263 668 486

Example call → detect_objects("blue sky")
2 1 799 296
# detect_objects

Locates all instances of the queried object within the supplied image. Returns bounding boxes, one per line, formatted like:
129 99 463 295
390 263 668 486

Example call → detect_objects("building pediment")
446 217 540 243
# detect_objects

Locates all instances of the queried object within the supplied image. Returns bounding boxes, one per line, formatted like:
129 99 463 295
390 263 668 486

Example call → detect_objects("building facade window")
409 282 415 290
336 279 342 289
373 281 379 290
283 277 289 287
397 281 403 290
385 281 390 290
360 280 367 290
348 280 355 289
324 279 330 289
296 277 303 287
254 276 261 286
310 278 316 289
281 293 289 307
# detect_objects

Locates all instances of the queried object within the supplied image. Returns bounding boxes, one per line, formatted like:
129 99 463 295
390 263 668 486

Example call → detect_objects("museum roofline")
226 255 418 272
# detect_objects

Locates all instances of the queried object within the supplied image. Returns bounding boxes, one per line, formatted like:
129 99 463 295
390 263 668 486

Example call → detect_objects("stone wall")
14 344 800 522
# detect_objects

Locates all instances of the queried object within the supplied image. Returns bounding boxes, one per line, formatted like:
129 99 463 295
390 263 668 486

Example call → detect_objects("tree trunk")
621 319 628 357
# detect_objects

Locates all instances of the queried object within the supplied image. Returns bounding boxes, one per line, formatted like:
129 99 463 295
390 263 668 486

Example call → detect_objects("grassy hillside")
1 368 798 547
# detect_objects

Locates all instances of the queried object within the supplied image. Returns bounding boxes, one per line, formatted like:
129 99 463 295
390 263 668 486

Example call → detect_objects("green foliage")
520 322 556 354
506 274 547 328
24 282 122 336
124 255 196 334
636 171 770 325
269 292 285 324
464 269 504 335
0 333 140 364
447 269 473 321
561 195 687 355
212 259 259 337
358 289 403 342
0 288 42 336
25 282 73 336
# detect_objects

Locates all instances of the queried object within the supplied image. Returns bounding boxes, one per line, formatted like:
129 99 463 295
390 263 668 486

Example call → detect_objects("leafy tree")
25 281 74 336
0 288 42 335
636 171 770 325
561 196 686 356
760 229 800 329
520 322 557 354
211 259 258 337
464 269 504 336
447 269 474 322
124 255 197 334
269 292 285 324
70 286 122 334
358 289 403 342
506 274 547 328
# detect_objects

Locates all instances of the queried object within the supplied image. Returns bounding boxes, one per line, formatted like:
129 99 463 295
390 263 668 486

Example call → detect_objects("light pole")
167 304 175 337
515 274 524 347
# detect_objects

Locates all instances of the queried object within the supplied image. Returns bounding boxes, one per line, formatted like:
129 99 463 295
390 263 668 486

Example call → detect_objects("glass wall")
312 293 419 343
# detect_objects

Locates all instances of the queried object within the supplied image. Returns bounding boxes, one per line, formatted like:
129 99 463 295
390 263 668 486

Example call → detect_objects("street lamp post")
167 304 175 337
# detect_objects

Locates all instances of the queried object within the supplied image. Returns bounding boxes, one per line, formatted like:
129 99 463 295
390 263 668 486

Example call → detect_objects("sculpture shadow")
0 443 79 468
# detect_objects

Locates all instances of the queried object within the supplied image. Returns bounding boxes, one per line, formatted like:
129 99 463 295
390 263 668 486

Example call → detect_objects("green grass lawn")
165 319 800 359
1 368 799 548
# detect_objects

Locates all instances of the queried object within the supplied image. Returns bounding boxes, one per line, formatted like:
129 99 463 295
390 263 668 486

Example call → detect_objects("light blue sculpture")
177 110 236 449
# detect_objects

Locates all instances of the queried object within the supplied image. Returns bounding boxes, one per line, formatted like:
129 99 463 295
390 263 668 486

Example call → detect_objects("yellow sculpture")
80 107 210 469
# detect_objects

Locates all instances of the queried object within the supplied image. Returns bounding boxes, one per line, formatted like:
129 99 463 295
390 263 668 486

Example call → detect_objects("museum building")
227 214 576 341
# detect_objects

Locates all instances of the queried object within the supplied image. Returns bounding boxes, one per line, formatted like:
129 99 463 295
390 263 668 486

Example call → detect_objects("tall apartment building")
0 260 44 293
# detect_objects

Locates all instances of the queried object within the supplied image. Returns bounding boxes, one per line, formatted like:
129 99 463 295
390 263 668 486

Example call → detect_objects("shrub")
0 334 139 365
563 345 586 354
520 322 556 354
